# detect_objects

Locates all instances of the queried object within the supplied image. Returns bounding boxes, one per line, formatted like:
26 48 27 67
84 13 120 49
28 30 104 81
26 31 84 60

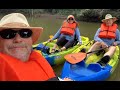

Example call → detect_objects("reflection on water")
29 16 120 81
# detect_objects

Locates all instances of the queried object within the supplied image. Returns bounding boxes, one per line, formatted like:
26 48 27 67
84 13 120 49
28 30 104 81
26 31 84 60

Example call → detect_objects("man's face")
105 19 114 26
0 29 33 62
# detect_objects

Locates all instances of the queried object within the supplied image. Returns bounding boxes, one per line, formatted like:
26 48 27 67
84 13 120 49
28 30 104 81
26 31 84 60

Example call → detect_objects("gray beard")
9 50 31 62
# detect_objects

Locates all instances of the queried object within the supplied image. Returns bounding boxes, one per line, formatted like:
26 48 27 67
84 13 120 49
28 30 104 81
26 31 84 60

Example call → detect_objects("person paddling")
47 15 82 53
86 14 120 66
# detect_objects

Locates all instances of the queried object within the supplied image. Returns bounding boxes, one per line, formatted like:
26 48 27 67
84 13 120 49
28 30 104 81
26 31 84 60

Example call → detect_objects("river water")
29 16 120 81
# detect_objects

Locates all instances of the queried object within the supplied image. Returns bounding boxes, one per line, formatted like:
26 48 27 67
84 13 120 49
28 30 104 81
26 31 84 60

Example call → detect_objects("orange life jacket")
60 21 77 36
0 50 56 81
98 23 118 39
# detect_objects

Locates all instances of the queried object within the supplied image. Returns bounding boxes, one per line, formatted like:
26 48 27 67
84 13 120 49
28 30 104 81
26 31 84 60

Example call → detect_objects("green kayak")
72 40 120 73
33 36 89 66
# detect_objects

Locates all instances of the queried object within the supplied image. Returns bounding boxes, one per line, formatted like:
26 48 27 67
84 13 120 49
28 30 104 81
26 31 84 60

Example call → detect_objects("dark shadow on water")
52 64 64 77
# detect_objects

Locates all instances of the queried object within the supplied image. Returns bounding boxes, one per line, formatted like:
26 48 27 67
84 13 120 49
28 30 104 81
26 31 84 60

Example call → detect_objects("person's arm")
75 27 82 44
114 29 120 45
47 27 62 42
51 27 62 40
94 28 103 42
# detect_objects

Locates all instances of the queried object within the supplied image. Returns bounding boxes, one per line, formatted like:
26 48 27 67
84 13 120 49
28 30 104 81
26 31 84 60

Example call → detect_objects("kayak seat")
70 62 98 77
87 63 102 72
36 43 50 54
96 49 105 56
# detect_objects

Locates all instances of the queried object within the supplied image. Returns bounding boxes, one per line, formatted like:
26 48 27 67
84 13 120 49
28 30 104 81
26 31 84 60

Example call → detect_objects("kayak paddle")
64 47 108 64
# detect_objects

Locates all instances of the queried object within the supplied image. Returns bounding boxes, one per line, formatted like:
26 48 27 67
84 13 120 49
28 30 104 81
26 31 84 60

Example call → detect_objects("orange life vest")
98 23 118 39
60 21 77 36
0 50 56 81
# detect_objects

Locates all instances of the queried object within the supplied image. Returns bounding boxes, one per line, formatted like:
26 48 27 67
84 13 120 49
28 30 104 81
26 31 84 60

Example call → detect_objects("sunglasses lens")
19 29 32 38
0 29 32 39
69 18 73 20
0 29 16 39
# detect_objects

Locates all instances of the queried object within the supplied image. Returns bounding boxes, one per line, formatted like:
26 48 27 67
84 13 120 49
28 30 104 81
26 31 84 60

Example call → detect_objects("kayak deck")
60 40 119 81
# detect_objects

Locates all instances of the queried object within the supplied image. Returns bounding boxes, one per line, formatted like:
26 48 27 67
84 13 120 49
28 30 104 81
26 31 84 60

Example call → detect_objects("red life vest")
0 50 56 81
98 23 118 39
60 21 77 36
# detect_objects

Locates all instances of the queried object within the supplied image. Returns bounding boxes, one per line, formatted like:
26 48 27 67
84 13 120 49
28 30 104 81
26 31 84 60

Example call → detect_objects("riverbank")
0 9 120 23
34 13 120 23
33 14 67 19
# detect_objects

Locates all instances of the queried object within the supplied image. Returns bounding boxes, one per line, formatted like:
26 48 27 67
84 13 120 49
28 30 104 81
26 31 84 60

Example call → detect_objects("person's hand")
101 42 108 48
47 39 53 42
58 77 74 81
63 77 73 81
78 42 82 46
113 42 117 46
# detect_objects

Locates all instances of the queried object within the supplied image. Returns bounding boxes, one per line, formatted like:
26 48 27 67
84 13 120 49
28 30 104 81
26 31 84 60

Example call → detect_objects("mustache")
8 43 28 48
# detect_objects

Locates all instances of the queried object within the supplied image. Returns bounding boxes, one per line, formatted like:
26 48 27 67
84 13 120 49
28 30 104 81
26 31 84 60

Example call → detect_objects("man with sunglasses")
0 13 73 81
48 15 82 53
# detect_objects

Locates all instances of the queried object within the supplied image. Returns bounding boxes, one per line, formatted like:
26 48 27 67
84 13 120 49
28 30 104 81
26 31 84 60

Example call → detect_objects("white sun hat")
102 14 117 22
0 13 43 44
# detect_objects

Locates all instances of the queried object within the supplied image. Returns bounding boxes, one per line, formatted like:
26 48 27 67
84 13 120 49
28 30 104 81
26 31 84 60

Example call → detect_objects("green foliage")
0 9 120 23
77 9 101 22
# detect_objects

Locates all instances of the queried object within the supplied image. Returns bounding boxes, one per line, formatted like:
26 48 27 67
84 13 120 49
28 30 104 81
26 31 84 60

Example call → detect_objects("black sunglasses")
0 29 33 39
68 18 73 20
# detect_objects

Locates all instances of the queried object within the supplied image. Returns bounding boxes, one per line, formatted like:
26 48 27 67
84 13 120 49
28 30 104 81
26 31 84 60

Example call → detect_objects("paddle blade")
64 52 87 64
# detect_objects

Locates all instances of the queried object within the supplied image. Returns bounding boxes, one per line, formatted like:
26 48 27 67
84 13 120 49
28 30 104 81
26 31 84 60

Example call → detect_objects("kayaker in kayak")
0 13 71 81
87 14 120 66
47 15 82 53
